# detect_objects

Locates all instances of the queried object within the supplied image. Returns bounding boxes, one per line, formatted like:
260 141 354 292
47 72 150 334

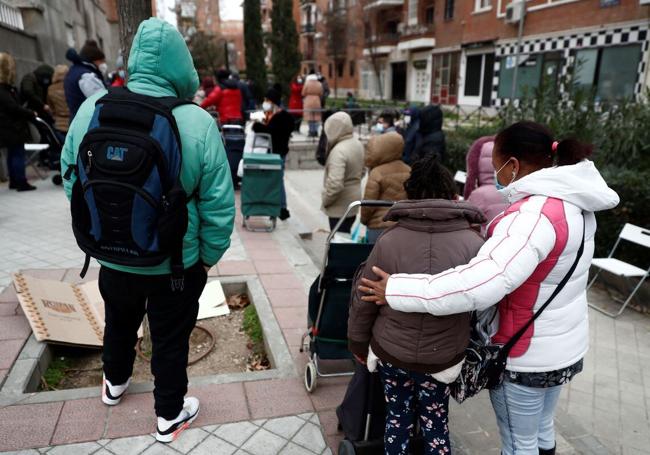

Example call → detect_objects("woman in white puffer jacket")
359 121 619 455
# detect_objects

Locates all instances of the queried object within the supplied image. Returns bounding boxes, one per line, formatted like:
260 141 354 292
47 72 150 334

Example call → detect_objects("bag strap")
502 215 586 355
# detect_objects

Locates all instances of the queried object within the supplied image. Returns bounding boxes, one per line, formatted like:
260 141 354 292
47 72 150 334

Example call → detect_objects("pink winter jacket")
464 136 507 228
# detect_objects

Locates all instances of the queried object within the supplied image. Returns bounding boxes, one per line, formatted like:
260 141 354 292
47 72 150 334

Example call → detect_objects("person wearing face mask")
110 56 126 87
64 40 107 119
463 136 508 235
358 121 620 455
374 111 396 134
252 87 295 220
20 64 54 122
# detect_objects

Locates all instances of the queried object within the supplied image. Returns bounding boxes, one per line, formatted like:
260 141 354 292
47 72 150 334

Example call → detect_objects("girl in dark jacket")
0 52 37 191
348 151 485 454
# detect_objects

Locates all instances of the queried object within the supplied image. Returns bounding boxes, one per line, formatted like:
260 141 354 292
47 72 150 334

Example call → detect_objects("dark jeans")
99 262 207 419
6 144 27 185
379 361 451 455
329 216 355 234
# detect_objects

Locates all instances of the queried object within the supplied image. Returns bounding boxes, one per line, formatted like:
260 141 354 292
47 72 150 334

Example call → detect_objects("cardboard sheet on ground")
13 273 143 348
198 280 229 320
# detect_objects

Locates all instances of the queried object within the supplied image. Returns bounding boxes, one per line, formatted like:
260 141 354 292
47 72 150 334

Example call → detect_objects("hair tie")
551 141 559 153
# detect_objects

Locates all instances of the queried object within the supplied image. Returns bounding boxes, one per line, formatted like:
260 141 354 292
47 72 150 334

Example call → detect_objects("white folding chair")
587 223 650 318
454 170 467 185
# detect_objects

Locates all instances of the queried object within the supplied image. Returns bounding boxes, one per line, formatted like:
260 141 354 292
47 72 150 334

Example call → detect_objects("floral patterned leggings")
379 362 451 455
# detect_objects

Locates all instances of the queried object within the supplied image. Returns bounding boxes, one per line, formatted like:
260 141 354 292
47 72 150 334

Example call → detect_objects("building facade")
221 19 245 71
1 0 120 79
176 0 221 39
359 0 650 106
298 0 364 97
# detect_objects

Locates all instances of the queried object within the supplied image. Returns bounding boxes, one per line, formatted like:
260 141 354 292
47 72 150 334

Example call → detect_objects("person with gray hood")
321 112 364 233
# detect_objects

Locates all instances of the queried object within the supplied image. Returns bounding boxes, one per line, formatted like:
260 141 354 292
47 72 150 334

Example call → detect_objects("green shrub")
242 304 264 348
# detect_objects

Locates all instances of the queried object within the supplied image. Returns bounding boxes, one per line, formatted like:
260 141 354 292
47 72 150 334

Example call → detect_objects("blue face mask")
494 159 515 191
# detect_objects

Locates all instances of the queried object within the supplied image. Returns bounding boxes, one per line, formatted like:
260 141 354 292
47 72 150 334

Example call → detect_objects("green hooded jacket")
61 18 235 275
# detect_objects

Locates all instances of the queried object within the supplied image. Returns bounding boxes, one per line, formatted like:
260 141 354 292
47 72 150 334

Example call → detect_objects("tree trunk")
117 0 152 66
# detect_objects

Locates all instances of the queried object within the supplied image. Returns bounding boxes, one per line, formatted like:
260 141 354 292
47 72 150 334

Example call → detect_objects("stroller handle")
32 116 64 148
327 200 395 244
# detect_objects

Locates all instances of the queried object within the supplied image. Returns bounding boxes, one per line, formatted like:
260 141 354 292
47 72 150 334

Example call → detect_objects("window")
425 6 434 24
349 60 356 77
444 0 454 20
328 63 333 78
498 54 543 99
318 65 323 74
337 62 344 78
574 44 641 101
474 0 491 11
431 52 460 104
408 0 419 25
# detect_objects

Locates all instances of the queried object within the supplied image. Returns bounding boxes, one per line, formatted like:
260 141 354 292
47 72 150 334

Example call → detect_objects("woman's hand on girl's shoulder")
358 266 390 305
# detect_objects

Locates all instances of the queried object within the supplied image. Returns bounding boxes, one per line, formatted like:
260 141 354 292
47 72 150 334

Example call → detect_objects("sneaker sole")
155 405 200 444
101 378 124 406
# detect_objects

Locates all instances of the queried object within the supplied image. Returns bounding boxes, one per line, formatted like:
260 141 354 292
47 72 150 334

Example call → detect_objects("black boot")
279 208 291 221
539 445 556 455
15 182 36 192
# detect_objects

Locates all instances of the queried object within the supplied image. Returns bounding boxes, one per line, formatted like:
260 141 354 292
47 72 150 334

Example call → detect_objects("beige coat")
301 75 322 122
47 65 70 132
361 132 411 229
321 112 364 218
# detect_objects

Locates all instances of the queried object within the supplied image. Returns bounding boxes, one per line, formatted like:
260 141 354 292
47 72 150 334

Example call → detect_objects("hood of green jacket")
127 18 199 99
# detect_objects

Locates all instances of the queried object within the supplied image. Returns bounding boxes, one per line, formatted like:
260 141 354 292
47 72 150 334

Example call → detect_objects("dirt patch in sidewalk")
40 297 269 391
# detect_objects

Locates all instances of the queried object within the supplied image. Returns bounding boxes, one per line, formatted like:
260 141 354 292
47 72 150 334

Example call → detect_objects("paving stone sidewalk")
2 414 330 455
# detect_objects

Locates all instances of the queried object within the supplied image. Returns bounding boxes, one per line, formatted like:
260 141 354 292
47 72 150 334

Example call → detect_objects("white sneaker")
102 375 130 406
155 397 200 443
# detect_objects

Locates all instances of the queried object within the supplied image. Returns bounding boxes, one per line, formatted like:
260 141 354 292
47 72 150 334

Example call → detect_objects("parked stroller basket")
300 200 394 393
252 132 273 153
240 150 283 232
223 124 246 188
24 117 64 185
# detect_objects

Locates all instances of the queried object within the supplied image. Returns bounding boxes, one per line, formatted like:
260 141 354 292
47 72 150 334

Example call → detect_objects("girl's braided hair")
404 150 456 200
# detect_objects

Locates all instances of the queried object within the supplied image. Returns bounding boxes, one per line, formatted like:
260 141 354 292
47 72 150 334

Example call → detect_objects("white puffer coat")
385 161 619 372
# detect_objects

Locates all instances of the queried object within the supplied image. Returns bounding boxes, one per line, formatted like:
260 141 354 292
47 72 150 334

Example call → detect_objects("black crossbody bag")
451 217 585 404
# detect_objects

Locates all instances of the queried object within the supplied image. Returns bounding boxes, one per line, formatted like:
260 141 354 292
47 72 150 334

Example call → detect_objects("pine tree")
269 0 301 100
244 0 267 102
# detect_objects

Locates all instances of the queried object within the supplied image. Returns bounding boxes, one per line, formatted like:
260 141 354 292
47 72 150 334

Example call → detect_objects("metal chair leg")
589 274 648 318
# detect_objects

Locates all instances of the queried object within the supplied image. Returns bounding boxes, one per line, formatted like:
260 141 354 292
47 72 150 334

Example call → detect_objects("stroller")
300 200 394 393
24 117 64 185
222 123 246 189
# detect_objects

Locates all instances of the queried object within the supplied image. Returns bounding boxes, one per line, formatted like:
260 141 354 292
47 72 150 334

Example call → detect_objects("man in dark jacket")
64 40 107 119
252 87 294 220
410 104 446 163
0 52 37 191
20 64 54 121
231 70 254 120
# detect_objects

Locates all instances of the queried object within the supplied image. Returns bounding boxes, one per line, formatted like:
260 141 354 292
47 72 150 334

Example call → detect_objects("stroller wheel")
52 174 63 186
304 360 317 393
338 439 356 455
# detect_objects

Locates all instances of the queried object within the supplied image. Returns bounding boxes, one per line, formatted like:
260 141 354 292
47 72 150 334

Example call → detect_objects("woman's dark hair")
494 121 592 167
404 152 456 200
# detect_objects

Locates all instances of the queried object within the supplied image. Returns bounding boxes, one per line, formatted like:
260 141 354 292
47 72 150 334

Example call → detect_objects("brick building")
298 0 365 97
221 19 246 71
176 0 221 39
359 0 650 106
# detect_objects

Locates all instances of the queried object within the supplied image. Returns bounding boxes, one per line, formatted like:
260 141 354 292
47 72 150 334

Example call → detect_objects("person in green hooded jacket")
60 18 235 443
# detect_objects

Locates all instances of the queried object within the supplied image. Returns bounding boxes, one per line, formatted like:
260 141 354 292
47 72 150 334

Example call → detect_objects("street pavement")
0 172 648 454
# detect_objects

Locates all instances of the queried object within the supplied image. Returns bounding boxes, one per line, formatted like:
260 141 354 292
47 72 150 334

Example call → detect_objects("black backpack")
65 87 194 290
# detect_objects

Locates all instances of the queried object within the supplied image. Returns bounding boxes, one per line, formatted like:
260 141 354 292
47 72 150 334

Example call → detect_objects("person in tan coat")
302 72 323 137
360 132 411 243
46 65 70 137
321 112 364 233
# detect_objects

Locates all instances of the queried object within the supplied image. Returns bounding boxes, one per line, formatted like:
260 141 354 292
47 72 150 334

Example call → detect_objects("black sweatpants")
98 261 207 419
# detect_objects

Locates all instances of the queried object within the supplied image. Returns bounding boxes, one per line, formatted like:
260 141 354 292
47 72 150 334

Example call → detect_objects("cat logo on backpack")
106 146 128 161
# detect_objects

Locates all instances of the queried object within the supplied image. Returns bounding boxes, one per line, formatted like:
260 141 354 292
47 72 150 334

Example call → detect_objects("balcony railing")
401 23 435 37
363 0 403 11
0 1 23 30
301 23 315 34
367 32 400 46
